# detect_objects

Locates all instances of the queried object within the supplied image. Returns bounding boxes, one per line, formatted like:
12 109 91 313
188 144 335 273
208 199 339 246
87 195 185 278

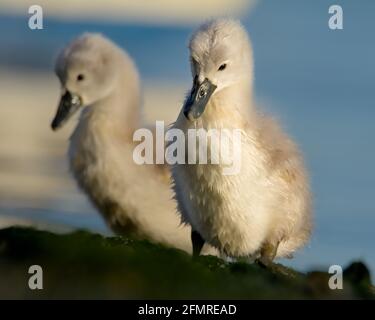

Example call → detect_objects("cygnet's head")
51 33 132 130
184 19 253 121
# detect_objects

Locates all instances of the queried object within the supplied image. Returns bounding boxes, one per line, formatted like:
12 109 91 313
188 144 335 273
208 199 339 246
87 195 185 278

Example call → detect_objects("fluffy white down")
56 33 217 254
172 19 312 259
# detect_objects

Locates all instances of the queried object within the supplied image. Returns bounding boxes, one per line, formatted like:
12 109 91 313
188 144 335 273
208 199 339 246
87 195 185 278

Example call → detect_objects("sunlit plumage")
172 19 312 261
53 34 202 253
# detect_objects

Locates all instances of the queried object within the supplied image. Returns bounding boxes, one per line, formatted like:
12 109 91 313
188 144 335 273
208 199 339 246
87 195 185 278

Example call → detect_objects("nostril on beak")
198 87 206 99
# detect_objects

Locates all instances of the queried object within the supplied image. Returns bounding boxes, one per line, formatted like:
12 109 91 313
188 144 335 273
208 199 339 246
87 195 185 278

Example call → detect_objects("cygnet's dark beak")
183 77 217 121
51 90 82 131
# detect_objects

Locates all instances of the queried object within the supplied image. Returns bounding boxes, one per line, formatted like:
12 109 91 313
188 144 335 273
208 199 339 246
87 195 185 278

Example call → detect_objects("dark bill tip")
51 91 82 131
183 78 216 121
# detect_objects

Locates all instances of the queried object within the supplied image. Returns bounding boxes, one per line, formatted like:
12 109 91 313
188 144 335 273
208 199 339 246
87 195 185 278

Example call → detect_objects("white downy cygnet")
171 19 312 263
51 33 212 254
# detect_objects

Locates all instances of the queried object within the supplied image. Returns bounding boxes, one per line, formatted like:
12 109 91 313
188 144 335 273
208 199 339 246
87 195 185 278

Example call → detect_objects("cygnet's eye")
218 63 227 71
77 74 85 81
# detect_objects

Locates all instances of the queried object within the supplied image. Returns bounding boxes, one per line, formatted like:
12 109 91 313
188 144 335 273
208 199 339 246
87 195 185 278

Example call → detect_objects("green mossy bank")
0 227 373 299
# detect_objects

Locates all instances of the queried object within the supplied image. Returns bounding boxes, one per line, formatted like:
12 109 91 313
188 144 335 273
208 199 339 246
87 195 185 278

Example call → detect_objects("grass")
0 227 373 299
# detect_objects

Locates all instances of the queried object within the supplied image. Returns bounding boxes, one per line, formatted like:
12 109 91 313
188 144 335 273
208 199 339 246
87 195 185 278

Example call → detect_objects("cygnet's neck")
207 77 256 125
83 64 141 140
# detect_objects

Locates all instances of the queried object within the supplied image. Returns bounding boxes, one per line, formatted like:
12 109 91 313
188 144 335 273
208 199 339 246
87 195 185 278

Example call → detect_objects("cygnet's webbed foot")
191 230 205 258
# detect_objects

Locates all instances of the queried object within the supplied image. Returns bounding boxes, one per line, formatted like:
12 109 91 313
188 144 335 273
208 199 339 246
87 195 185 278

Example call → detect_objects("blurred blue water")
0 0 374 274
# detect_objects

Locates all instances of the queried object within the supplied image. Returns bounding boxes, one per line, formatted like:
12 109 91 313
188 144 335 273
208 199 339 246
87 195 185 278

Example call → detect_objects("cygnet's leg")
257 241 279 267
191 230 205 257
257 241 297 277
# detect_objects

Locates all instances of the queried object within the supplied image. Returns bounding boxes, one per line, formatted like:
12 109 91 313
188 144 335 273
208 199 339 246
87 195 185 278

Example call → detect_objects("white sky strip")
0 0 258 25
